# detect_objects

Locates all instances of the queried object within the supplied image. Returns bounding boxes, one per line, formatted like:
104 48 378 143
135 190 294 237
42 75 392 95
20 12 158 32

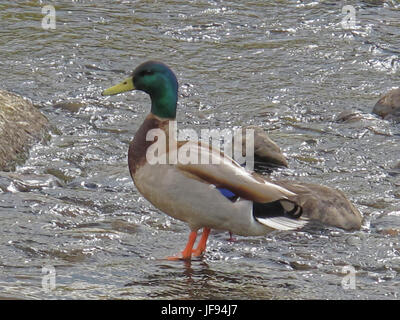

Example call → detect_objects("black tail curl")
253 199 303 220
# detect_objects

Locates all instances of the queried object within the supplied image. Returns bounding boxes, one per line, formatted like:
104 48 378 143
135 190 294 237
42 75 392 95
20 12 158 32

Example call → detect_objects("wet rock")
253 127 288 167
0 90 49 171
111 219 140 234
289 261 313 271
335 110 363 123
379 228 400 237
373 211 400 236
236 126 288 168
53 101 86 113
388 161 400 177
0 172 63 192
372 88 400 121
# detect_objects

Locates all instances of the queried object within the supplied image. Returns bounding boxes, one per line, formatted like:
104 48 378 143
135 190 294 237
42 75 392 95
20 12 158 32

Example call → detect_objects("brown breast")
128 114 170 178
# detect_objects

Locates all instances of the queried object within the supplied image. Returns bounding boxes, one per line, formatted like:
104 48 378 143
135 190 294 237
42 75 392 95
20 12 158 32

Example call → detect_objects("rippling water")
0 0 399 299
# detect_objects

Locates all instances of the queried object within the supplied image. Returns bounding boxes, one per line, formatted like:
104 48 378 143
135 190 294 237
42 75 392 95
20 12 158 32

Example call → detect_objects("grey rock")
373 88 400 121
235 126 288 168
335 110 363 123
0 89 49 171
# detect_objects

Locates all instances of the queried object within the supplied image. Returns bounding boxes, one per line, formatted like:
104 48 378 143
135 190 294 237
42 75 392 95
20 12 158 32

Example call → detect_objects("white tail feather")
255 216 308 231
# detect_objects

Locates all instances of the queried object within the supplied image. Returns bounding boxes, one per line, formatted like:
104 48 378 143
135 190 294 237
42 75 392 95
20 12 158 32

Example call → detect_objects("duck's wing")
175 141 297 203
174 141 306 230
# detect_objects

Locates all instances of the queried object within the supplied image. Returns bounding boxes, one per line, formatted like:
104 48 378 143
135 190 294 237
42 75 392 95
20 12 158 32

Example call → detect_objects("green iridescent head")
102 61 178 119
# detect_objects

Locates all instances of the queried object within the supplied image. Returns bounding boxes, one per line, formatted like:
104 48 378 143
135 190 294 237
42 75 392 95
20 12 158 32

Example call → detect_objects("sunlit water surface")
0 1 399 299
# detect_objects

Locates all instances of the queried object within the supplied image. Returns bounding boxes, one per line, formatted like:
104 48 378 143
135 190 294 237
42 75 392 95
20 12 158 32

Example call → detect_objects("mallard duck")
102 61 362 260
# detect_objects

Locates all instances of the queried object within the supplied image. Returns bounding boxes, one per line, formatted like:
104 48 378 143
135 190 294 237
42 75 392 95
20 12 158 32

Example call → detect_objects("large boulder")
0 90 49 171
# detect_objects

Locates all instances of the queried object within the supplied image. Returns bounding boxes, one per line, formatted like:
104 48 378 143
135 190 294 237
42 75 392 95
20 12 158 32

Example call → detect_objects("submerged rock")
335 110 363 123
372 88 400 121
53 101 86 113
388 161 400 177
0 89 49 171
0 172 63 192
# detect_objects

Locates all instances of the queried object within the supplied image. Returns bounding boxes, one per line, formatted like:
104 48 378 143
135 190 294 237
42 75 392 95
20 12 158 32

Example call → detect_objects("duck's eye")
140 69 154 76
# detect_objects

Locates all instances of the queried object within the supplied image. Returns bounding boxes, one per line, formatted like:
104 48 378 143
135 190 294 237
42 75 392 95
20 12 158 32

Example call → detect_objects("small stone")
53 101 86 113
335 110 363 123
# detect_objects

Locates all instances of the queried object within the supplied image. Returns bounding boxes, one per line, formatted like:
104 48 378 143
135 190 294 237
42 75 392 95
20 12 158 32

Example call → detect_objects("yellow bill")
101 77 135 96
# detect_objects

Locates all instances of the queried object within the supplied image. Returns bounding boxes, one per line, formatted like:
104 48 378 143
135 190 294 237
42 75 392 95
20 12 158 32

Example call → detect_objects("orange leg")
227 231 236 242
167 230 198 261
192 228 210 257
